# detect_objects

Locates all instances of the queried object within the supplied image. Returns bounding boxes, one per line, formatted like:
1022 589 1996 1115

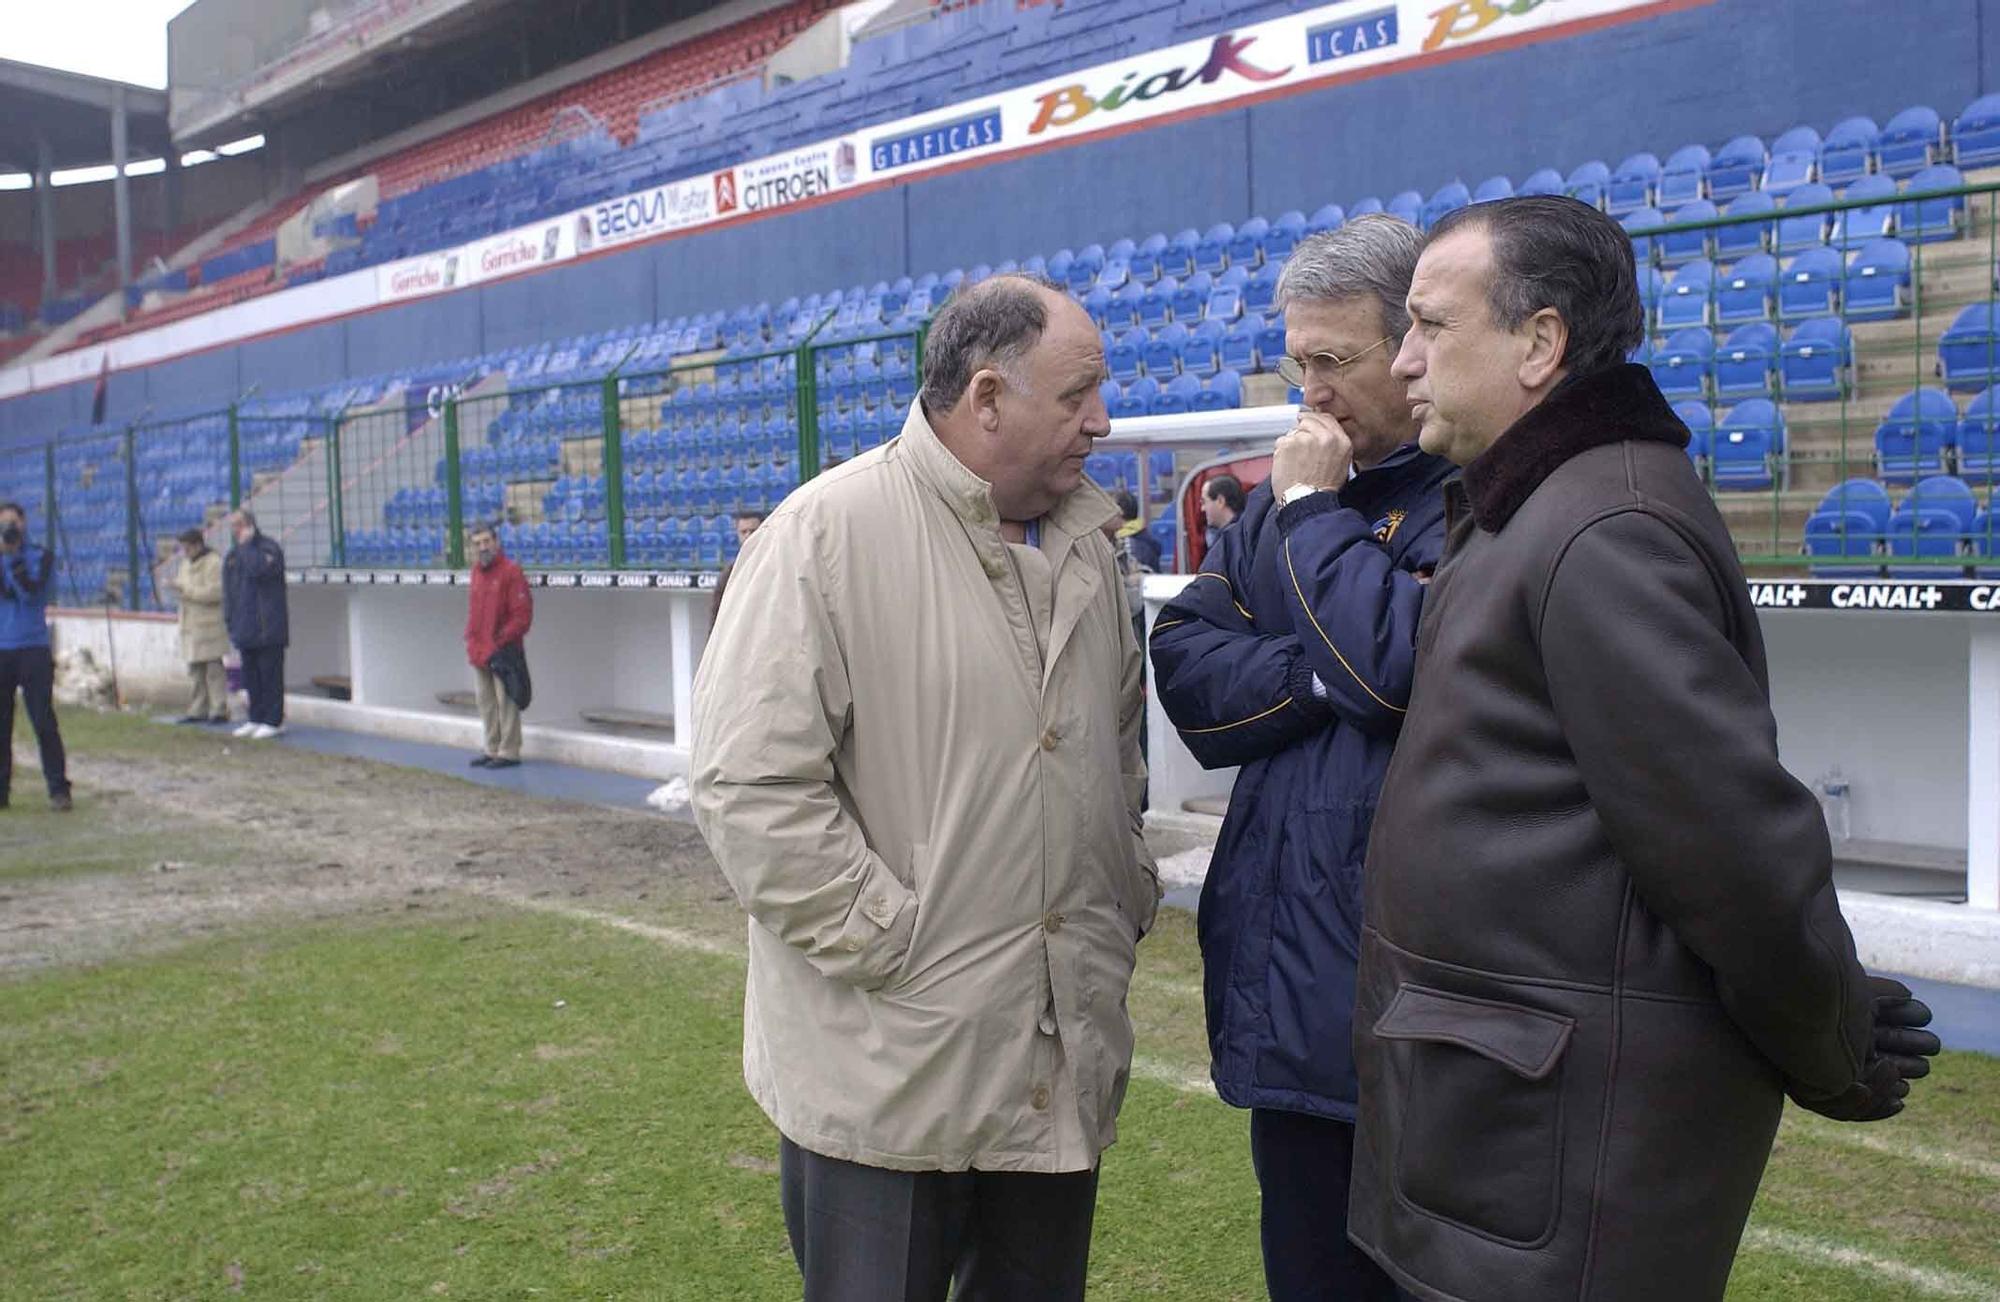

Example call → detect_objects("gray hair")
1274 214 1426 340
919 273 1066 413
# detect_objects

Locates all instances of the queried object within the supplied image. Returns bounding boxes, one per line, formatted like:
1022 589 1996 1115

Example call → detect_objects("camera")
0 522 22 546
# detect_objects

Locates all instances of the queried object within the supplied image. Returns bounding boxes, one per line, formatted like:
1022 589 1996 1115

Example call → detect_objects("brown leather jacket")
1349 365 1875 1301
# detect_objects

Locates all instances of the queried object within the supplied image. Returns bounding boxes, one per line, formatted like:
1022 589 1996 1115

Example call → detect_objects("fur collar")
1461 364 1690 533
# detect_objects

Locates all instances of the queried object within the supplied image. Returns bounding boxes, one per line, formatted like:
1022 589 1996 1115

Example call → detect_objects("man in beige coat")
693 275 1160 1302
170 528 230 725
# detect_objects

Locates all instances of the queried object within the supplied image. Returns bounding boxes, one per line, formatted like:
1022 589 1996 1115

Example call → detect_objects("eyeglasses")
1275 336 1393 389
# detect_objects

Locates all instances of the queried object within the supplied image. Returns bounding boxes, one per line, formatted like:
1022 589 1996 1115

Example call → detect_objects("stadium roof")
0 60 172 175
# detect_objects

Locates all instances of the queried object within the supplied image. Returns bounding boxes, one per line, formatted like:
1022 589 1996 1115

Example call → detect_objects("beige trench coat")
175 550 228 663
692 403 1160 1174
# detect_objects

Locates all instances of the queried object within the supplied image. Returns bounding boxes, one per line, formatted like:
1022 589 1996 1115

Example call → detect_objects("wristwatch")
1280 483 1329 507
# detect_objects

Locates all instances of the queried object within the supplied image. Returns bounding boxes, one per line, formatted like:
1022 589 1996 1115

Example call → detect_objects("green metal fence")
1627 174 2000 572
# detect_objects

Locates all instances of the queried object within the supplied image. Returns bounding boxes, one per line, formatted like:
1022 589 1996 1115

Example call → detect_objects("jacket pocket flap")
1373 985 1574 1081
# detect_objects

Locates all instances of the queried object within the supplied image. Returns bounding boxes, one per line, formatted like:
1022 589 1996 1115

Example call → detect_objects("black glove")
1795 976 1942 1122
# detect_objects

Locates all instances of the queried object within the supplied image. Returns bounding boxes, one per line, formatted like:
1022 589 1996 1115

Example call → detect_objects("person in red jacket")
464 524 532 769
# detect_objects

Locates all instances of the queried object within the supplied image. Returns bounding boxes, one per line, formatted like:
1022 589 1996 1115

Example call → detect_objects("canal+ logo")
1028 32 1291 136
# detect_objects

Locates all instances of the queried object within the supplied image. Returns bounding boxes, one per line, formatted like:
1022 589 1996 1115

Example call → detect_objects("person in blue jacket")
1150 217 1453 1302
223 509 290 739
0 500 71 811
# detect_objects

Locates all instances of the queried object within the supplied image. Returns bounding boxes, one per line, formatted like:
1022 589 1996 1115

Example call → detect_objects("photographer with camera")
0 501 72 812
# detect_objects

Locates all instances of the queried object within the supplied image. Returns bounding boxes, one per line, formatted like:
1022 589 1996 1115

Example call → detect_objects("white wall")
1761 611 1970 853
49 610 184 707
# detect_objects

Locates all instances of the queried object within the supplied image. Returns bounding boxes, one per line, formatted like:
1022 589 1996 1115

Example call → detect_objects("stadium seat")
1172 272 1215 323
1707 134 1768 201
1674 400 1715 478
1108 338 1144 385
1775 184 1835 254
1711 399 1785 490
1145 515 1176 571
1714 191 1776 261
1638 266 1666 316
1243 265 1281 318
1266 211 1306 261
1780 317 1853 400
1564 160 1611 209
1608 153 1662 215
1227 217 1270 268
1659 201 1717 266
1830 174 1898 248
1182 322 1224 377
1765 125 1821 198
1473 175 1515 204
1955 92 2000 167
1659 261 1715 330
1875 388 1961 483
1151 373 1204 416
1622 207 1665 266
1888 475 1976 575
1219 325 1257 374
1821 116 1881 189
1162 231 1199 280
1941 306 2000 391
1518 168 1566 197
1307 203 1345 235
1386 192 1423 226
1421 181 1471 231
1958 387 2000 480
1138 279 1177 329
1659 145 1711 208
1349 196 1385 218
1192 369 1241 412
1145 323 1190 377
1715 253 1778 326
1899 164 1966 242
1255 321 1287 369
1128 233 1168 285
1194 224 1234 275
1712 322 1779 401
1843 239 1911 321
1804 479 1892 576
1111 376 1158 421
1778 246 1843 322
1652 327 1716 400
1879 105 1944 179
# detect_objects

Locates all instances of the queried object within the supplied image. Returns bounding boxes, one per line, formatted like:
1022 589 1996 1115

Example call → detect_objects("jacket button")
1038 1011 1057 1036
1040 730 1058 752
1031 1085 1050 1111
841 937 863 952
1044 911 1064 934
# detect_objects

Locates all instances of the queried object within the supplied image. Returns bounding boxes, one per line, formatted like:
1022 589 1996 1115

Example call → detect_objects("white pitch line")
1743 1227 2000 1300
1785 1115 2000 1184
1131 1055 1217 1096
468 885 743 958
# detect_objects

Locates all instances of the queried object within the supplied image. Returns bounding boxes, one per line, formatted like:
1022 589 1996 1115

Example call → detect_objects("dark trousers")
1251 1109 1404 1302
0 645 68 800
240 646 285 726
779 1136 1098 1302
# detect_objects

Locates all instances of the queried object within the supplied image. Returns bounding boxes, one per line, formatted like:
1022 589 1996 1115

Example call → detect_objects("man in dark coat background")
1150 215 1453 1302
224 509 289 740
1349 195 1940 1301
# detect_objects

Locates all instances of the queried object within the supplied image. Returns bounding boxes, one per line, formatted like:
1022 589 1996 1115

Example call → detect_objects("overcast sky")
2 1 196 88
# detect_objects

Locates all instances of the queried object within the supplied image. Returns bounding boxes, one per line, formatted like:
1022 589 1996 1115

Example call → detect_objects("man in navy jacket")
0 500 70 811
223 510 289 739
1150 216 1452 1302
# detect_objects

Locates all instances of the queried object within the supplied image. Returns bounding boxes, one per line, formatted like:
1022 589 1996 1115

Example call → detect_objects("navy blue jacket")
224 533 289 650
0 542 54 651
1149 445 1454 1119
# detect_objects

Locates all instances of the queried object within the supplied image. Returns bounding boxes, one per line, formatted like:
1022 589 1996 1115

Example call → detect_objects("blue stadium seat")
1659 260 1715 330
1652 327 1715 400
1713 323 1779 401
1349 196 1385 218
1097 260 1131 293
1659 144 1711 208
1775 184 1835 254
1659 200 1717 266
1128 233 1168 285
1267 211 1306 260
1193 369 1242 412
1778 246 1843 322
1107 281 1145 331
1183 322 1224 377
1219 324 1257 374
1227 217 1270 268
1386 192 1423 226
1107 237 1136 264
1255 321 1287 369
1564 160 1610 209
1194 223 1234 275
1145 323 1190 376
1145 515 1176 571
1106 336 1144 385
1162 230 1200 280
1843 239 1911 321
1876 388 1961 483
1421 181 1471 231
1519 168 1566 197
1708 135 1768 201
1714 191 1776 261
1955 93 2000 168
1673 400 1714 478
1638 265 1666 317
1138 279 1177 329
1766 125 1822 197
1888 475 1976 575
1830 174 1898 248
1307 204 1345 235
1473 175 1515 203
1243 265 1281 318
1900 164 1966 242
1171 272 1214 322
1711 399 1785 490
1112 376 1158 420
1621 207 1665 267
1083 285 1115 330
1941 306 2000 391
1959 387 2000 481
1608 153 1662 215
1152 373 1205 416
1716 254 1778 326
1880 105 1944 179
1805 479 1892 576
